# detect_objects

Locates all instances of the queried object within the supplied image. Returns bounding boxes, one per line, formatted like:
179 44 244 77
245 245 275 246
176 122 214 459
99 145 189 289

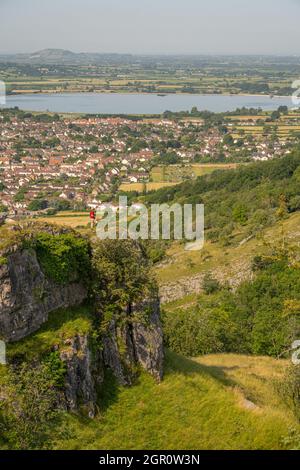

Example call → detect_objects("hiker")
89 209 96 228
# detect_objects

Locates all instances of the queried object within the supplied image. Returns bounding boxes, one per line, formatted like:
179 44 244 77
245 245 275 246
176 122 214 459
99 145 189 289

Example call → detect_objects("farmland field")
119 181 178 192
37 211 90 228
151 163 239 183
1 55 300 99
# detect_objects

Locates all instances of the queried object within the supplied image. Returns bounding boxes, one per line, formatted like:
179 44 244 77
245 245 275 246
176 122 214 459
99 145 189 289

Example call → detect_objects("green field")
2 55 299 96
37 211 90 228
151 164 239 183
227 111 300 138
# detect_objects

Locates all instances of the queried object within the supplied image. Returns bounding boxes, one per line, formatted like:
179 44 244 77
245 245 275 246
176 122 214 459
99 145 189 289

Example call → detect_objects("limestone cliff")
0 249 87 342
60 299 163 415
102 298 163 385
0 234 164 414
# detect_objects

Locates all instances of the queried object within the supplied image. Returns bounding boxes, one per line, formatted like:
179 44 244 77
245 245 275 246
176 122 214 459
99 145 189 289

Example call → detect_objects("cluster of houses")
0 112 296 214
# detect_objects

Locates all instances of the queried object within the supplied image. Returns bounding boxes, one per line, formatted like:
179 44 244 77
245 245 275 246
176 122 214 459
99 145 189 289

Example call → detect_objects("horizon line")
0 49 300 58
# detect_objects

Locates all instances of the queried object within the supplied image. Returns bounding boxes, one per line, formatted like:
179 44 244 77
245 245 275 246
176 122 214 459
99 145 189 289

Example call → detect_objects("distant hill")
3 50 300 67
28 48 76 61
0 48 133 64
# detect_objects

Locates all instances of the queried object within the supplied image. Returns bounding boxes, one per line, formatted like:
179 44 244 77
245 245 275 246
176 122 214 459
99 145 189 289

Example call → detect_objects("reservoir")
2 92 294 114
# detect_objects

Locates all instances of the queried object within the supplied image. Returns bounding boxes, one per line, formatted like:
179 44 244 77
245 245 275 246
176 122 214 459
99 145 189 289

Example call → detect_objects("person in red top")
90 209 96 228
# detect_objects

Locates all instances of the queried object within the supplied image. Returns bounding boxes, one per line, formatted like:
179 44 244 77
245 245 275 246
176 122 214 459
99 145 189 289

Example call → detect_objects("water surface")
3 92 294 114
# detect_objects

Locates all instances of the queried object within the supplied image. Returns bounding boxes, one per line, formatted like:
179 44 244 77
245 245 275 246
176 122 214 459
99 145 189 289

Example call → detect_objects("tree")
271 110 280 121
53 199 71 211
28 199 48 211
232 204 248 224
223 134 234 146
2 363 59 449
278 105 288 115
202 273 221 295
91 240 157 329
276 194 288 219
14 188 26 202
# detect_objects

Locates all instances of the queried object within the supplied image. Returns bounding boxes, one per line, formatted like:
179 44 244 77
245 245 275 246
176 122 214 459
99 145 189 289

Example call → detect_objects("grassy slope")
4 303 298 449
52 350 298 450
157 211 300 286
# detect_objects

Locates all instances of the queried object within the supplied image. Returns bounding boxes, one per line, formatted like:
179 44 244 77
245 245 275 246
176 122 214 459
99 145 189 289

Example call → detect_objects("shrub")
163 291 240 356
280 365 300 420
202 273 221 295
1 363 59 449
91 239 157 329
33 232 91 285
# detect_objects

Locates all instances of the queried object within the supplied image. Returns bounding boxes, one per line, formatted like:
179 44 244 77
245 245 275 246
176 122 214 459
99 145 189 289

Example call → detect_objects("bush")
91 239 157 326
28 199 48 211
202 273 221 295
32 232 91 285
163 291 240 356
280 365 300 420
1 363 59 449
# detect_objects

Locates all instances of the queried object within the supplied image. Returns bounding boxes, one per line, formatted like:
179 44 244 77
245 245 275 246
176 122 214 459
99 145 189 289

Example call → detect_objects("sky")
0 0 300 55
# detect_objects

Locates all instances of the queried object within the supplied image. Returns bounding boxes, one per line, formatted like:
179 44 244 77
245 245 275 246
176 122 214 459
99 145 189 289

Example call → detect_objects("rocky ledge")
0 249 87 342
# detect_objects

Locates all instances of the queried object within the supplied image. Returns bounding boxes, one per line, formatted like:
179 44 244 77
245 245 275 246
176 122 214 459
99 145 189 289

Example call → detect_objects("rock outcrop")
159 260 253 304
132 300 163 383
59 334 102 417
59 302 164 414
103 298 163 385
0 240 164 415
0 249 87 341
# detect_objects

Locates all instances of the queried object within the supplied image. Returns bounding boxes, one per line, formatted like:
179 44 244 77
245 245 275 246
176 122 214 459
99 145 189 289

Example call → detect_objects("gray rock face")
59 300 163 414
59 334 103 417
0 249 87 342
159 261 253 304
103 298 164 385
102 320 135 386
133 302 164 383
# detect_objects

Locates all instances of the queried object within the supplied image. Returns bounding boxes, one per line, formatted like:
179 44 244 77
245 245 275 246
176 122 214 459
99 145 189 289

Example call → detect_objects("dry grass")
156 212 300 284
151 163 238 183
120 182 178 192
37 212 90 228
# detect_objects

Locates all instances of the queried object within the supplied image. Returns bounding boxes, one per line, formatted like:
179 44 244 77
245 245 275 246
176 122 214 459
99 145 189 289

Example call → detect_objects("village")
0 107 298 216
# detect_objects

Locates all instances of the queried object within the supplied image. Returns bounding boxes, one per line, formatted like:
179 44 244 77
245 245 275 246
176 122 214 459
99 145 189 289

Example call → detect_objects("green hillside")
145 151 300 247
48 351 299 450
3 305 299 450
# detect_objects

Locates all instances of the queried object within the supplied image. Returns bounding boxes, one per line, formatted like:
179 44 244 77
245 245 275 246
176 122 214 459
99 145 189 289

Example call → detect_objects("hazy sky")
0 0 300 55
